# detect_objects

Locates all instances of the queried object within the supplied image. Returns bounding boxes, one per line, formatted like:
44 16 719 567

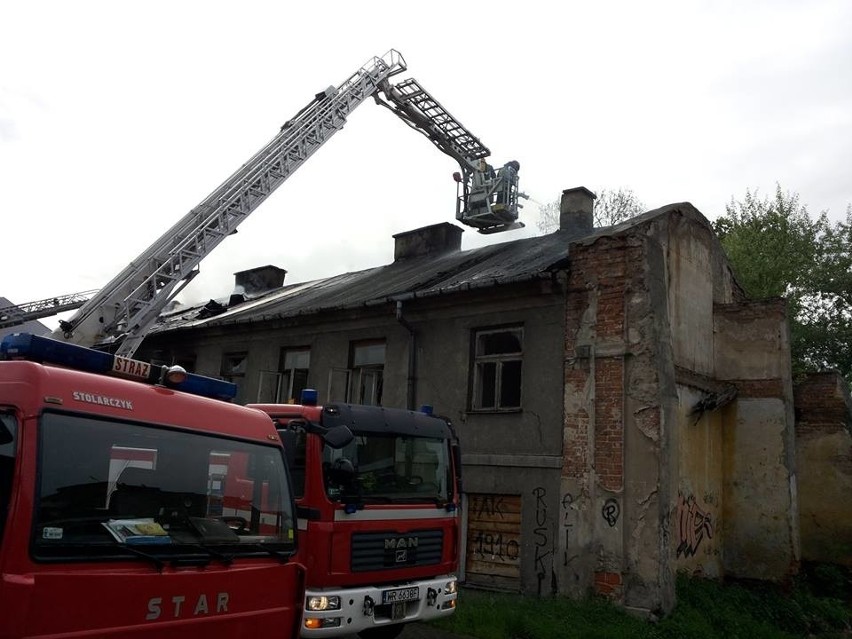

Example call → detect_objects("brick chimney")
560 186 596 237
393 222 463 261
233 265 287 296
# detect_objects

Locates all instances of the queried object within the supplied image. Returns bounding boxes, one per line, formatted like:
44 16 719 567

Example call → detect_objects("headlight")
306 595 341 611
445 579 457 595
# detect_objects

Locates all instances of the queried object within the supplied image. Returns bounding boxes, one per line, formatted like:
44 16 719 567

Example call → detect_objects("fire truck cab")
251 394 461 639
0 333 304 638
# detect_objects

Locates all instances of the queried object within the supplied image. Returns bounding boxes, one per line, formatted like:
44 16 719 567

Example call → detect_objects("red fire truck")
250 393 461 639
0 333 304 638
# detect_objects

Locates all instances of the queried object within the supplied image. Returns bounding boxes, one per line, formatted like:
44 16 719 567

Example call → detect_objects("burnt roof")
150 203 709 333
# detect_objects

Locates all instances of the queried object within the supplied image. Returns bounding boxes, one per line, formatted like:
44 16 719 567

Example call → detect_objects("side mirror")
323 425 354 450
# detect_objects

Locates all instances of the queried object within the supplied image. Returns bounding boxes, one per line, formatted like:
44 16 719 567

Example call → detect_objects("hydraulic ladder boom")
0 290 96 330
52 50 523 357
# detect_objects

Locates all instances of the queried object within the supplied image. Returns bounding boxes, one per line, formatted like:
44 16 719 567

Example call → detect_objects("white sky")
2 0 851 331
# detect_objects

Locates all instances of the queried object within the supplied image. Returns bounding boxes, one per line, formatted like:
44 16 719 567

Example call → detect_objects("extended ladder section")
57 51 408 356
52 49 523 357
377 79 525 235
0 290 96 330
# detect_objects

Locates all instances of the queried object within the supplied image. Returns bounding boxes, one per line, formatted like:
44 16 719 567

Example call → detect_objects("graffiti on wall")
676 493 714 558
561 491 578 568
465 494 521 584
532 486 555 594
602 498 620 527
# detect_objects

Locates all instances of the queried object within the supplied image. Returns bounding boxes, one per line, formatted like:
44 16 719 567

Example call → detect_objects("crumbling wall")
794 372 852 567
561 225 675 614
714 300 800 580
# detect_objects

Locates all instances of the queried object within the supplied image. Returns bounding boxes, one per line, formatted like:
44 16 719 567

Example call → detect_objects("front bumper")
301 574 458 637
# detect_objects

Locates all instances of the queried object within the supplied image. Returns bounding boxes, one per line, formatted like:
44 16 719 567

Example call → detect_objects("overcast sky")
2 1 850 331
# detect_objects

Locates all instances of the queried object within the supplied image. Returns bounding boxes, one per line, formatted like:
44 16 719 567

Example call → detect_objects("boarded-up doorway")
464 493 521 591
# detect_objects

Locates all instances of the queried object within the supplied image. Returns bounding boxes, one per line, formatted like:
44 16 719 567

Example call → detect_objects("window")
257 348 311 404
281 348 310 403
349 341 385 406
221 352 248 404
471 327 523 411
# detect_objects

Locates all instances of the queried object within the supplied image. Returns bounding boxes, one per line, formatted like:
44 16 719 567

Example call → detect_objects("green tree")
713 185 852 381
536 187 645 234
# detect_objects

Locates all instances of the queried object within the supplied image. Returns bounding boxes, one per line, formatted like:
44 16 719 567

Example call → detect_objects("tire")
357 623 406 639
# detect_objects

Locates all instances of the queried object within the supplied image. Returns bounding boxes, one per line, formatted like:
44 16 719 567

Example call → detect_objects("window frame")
256 347 311 404
220 351 248 404
347 340 385 406
469 325 524 413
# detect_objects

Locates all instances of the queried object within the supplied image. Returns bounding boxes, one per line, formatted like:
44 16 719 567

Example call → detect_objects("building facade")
137 187 805 614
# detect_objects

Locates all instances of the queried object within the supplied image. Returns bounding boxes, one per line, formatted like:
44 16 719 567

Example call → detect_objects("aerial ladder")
40 49 524 357
0 290 97 331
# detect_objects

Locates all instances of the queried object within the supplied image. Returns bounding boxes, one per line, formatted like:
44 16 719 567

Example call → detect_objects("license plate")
382 586 420 604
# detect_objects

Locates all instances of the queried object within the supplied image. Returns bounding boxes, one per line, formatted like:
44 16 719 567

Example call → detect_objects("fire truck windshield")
33 412 295 562
323 433 452 504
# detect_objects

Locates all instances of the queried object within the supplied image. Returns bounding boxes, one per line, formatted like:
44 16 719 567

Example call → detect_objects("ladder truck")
49 49 524 358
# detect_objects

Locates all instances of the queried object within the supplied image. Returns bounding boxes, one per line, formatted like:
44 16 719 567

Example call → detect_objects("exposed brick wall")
563 235 633 490
726 378 786 399
595 357 624 491
714 298 787 321
593 570 623 597
794 371 852 435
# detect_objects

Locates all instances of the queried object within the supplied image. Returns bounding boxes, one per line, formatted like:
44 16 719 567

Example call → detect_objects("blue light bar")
0 333 236 401
300 388 318 406
169 373 237 401
1 332 115 373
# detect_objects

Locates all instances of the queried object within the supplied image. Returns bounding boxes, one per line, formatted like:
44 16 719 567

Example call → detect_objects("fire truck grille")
351 528 443 572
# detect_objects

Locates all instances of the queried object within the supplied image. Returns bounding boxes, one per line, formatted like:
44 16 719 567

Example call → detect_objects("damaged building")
137 187 846 614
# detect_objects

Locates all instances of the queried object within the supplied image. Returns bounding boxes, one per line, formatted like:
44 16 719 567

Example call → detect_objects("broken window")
349 341 385 406
471 327 523 411
257 348 311 404
220 352 248 404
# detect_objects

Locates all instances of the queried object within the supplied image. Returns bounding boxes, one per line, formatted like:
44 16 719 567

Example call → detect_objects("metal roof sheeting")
150 203 707 333
151 230 574 332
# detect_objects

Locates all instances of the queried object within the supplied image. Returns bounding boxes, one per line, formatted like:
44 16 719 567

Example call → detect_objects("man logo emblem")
396 549 408 563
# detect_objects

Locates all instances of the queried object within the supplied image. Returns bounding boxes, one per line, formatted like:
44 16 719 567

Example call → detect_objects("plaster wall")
674 385 724 577
795 373 852 566
797 430 852 566
722 398 796 579
667 228 714 375
713 300 798 580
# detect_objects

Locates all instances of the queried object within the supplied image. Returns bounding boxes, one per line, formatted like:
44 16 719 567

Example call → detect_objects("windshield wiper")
240 543 295 563
162 514 235 566
118 543 166 572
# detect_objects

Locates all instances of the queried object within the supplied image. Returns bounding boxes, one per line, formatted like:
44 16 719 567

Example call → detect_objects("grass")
430 564 851 639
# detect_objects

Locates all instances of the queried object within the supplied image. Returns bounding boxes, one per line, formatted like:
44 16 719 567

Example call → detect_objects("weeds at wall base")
430 567 851 639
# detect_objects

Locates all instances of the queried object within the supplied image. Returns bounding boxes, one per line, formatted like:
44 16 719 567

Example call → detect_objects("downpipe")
395 300 416 410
